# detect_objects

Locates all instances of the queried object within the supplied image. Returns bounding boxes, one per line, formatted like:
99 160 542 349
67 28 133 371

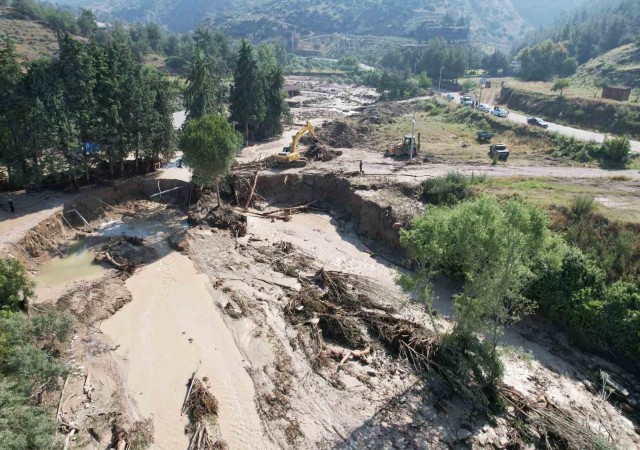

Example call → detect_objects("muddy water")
35 244 107 302
100 252 271 450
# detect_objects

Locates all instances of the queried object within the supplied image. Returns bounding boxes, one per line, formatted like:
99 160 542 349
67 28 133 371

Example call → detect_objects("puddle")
96 217 189 241
35 243 108 303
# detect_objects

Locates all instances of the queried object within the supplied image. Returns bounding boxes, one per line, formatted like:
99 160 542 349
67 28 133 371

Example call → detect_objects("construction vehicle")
385 133 421 158
276 121 318 167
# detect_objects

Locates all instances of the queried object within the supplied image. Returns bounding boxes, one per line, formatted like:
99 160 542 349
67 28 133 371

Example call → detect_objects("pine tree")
257 68 286 140
229 40 265 145
183 48 224 122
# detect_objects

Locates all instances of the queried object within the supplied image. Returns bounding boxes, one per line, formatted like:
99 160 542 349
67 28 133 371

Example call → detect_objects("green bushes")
0 258 75 449
421 172 486 205
400 197 549 399
0 257 34 311
402 195 640 374
601 137 631 164
527 246 640 368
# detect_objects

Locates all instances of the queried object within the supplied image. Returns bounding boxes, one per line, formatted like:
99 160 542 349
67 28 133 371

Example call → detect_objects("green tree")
257 68 286 140
77 8 97 37
179 115 242 203
460 79 477 94
229 41 265 145
551 78 571 96
183 49 224 122
399 197 548 383
417 72 432 89
0 258 34 312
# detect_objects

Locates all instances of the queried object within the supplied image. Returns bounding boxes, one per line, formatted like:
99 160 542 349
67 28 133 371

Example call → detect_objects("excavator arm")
290 121 317 154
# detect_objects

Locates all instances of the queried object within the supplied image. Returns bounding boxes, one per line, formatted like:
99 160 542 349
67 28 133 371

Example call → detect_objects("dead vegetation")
188 194 248 237
282 266 623 450
182 375 226 450
94 236 158 273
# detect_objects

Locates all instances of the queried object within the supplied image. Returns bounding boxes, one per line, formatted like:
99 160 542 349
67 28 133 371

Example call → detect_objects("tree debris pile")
304 142 343 162
188 194 247 237
255 241 314 278
95 236 158 271
498 383 618 450
281 268 621 449
183 377 227 450
232 155 278 172
111 417 154 450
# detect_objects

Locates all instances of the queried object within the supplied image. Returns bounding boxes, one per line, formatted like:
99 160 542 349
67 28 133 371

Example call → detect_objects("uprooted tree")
179 114 243 205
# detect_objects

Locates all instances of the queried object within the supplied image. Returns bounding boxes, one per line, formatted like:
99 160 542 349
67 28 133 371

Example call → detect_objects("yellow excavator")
276 121 318 167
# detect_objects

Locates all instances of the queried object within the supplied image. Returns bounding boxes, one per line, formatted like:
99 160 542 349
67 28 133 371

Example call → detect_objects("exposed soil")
5 74 640 450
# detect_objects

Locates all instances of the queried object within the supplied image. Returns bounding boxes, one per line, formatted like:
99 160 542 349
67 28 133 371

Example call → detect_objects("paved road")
442 93 640 152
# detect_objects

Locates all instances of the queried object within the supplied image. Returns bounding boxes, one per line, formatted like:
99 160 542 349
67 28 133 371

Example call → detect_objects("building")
284 84 301 98
602 86 631 102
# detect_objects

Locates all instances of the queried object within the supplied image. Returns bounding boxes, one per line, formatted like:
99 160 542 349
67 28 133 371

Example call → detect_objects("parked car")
489 143 510 161
460 95 474 106
445 93 455 101
490 107 509 118
527 117 549 129
478 103 491 113
477 131 495 142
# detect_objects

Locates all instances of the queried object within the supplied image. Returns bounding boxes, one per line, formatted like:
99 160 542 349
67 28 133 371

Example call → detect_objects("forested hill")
52 0 580 48
521 0 640 62
516 0 640 80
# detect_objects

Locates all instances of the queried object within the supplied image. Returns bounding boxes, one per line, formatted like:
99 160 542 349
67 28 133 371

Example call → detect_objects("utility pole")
479 79 483 104
438 66 445 93
410 112 416 162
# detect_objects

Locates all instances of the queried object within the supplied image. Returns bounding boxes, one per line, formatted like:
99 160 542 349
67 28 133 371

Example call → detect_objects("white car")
491 108 509 118
478 103 491 113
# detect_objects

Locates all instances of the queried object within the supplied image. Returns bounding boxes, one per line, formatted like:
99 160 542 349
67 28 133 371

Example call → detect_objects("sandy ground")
6 74 640 449
100 251 272 450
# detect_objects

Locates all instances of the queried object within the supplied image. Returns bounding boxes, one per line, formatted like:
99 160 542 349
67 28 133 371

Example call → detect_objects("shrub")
569 194 596 219
0 258 34 312
601 136 631 163
421 172 485 205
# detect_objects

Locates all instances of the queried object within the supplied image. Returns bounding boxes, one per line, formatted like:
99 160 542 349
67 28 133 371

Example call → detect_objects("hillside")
0 7 62 60
511 0 586 27
574 43 640 89
52 0 582 49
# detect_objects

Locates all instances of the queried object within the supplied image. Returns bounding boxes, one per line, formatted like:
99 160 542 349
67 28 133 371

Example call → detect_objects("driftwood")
62 429 76 450
182 363 201 416
83 372 93 400
57 375 70 421
244 171 260 210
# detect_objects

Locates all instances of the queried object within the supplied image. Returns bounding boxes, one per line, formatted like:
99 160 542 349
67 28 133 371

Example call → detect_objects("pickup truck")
489 143 510 161
490 107 509 118
477 131 495 142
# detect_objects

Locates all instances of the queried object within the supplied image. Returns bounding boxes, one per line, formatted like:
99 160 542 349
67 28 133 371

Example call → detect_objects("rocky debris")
168 230 190 254
95 236 158 270
188 194 247 237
